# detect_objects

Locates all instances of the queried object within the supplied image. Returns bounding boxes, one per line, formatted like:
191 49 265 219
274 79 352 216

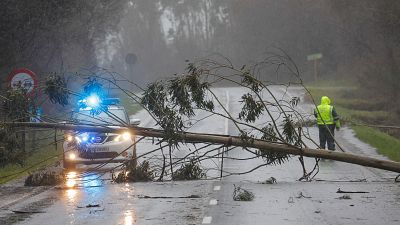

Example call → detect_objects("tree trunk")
6 122 400 173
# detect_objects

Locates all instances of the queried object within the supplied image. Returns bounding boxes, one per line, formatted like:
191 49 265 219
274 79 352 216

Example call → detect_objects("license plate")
89 147 109 152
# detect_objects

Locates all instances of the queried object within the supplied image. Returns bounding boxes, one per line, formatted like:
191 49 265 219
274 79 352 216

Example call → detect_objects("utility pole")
125 53 137 91
307 53 323 81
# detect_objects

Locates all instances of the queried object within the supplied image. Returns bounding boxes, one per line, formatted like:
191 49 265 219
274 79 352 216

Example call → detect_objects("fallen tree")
2 54 400 182
6 122 400 173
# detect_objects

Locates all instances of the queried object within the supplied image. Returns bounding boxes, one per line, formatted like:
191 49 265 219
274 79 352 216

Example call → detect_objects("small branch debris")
25 170 63 186
336 188 369 194
315 179 367 182
137 194 201 199
260 177 277 184
337 195 351 200
77 204 100 208
12 210 45 214
233 185 255 201
296 192 312 199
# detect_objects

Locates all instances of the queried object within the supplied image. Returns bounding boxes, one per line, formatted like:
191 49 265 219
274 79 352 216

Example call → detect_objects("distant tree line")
0 0 128 90
0 0 398 113
111 0 399 114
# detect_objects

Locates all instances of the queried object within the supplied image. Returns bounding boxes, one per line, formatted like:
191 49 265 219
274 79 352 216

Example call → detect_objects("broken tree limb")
336 188 369 194
6 122 400 173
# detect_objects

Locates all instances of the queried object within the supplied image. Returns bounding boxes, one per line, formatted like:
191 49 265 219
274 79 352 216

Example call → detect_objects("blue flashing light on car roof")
86 94 101 108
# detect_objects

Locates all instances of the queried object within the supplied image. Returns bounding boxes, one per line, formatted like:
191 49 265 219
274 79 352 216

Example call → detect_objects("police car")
63 96 140 169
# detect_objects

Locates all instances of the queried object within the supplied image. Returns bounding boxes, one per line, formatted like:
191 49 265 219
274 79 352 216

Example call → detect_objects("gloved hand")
335 121 341 131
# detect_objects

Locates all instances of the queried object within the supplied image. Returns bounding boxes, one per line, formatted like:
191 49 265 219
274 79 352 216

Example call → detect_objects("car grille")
90 135 107 144
80 152 119 159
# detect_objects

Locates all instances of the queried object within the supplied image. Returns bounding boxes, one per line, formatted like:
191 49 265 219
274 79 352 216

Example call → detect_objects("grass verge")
352 126 400 162
119 94 143 116
0 145 62 184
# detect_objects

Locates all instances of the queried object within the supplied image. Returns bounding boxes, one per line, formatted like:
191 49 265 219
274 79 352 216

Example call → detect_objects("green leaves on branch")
282 114 300 146
169 72 214 117
45 74 69 106
257 149 290 166
261 123 277 142
238 93 264 123
142 81 183 145
4 88 32 121
114 160 155 183
172 159 206 180
141 64 214 145
242 71 263 93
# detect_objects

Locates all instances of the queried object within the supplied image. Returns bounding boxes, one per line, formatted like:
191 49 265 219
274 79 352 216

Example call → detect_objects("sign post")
307 53 323 81
7 68 38 152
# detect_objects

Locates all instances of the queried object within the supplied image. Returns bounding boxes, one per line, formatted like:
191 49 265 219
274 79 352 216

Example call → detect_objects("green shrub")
114 160 155 183
172 159 206 181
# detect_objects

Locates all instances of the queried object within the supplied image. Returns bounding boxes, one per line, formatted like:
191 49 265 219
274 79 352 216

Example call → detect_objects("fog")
0 0 399 110
94 1 397 92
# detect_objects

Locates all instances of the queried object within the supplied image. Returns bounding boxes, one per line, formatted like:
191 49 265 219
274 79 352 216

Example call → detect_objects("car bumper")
63 139 135 165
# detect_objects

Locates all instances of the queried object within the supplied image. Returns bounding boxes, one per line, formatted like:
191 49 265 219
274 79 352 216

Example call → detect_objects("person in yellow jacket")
314 96 340 150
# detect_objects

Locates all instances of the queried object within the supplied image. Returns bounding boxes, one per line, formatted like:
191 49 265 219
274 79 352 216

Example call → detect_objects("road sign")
30 107 42 123
307 53 323 61
7 68 38 95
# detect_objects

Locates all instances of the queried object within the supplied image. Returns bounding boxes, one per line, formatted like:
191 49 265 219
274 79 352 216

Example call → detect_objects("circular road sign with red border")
7 68 38 95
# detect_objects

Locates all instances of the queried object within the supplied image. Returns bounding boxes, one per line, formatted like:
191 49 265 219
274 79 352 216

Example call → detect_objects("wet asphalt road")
1 86 399 225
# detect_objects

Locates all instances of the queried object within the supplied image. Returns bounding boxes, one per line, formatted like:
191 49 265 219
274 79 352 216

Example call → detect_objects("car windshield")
74 108 128 125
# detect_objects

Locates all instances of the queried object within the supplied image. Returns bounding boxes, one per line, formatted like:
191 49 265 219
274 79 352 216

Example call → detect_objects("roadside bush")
172 159 206 181
114 160 155 183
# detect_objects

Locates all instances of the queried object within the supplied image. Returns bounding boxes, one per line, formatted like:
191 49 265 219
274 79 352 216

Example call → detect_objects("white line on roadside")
209 199 218 205
202 216 213 224
213 185 221 191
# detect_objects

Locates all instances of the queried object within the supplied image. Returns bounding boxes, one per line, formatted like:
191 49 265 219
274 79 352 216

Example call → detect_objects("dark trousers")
318 124 335 150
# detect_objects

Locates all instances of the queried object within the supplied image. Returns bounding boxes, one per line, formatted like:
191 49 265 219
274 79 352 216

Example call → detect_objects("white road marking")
202 216 213 224
213 185 221 191
209 199 218 205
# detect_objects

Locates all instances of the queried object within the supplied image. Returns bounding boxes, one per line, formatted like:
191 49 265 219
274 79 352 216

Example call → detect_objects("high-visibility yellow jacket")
314 96 340 126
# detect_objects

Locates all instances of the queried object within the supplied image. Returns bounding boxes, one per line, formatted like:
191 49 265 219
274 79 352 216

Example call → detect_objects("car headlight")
66 135 73 142
68 153 76 160
122 132 131 140
113 135 121 142
114 132 131 142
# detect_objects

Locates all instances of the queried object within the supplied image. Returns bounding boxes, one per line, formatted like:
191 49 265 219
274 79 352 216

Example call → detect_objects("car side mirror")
129 117 141 126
